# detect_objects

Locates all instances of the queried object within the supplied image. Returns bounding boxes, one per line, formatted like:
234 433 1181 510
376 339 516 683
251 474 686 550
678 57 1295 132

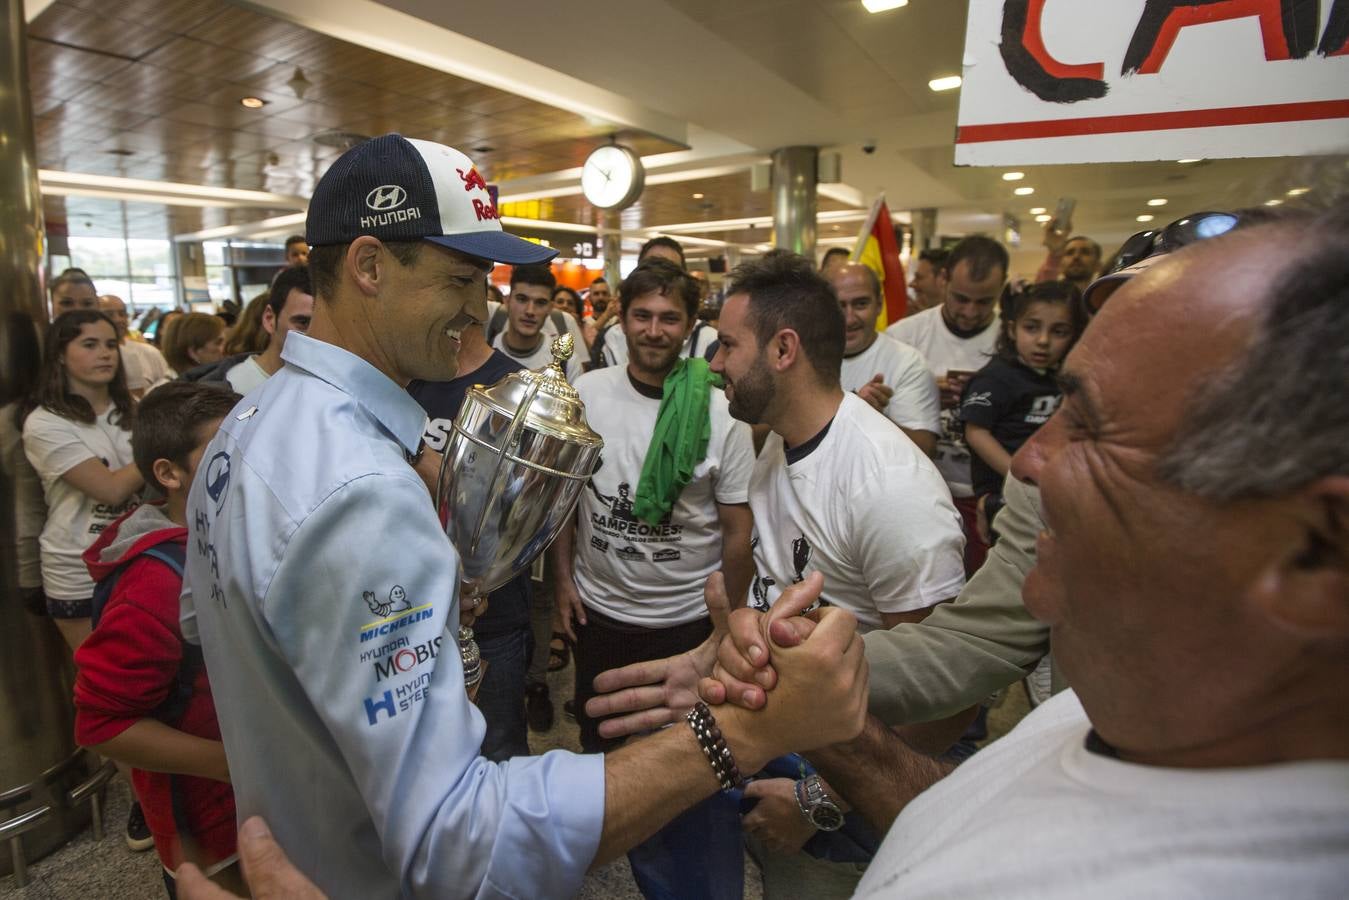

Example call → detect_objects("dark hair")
133 381 241 491
163 312 225 375
619 259 701 320
726 250 844 385
268 265 313 318
552 286 583 318
994 280 1087 362
1065 235 1102 259
487 284 505 304
50 269 97 299
918 247 950 269
638 236 686 268
943 235 1009 282
284 235 307 251
308 240 422 300
225 292 271 355
510 264 556 292
820 247 849 269
23 310 134 430
589 277 608 287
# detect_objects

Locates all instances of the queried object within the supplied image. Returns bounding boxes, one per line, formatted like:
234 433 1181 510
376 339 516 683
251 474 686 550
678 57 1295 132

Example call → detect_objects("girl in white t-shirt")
21 310 144 650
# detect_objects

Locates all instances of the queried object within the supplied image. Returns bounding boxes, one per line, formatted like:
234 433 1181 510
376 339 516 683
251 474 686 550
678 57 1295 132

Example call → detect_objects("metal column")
770 146 818 261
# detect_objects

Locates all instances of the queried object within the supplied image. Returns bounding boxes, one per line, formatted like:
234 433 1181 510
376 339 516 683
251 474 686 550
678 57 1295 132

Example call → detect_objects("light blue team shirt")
182 333 604 899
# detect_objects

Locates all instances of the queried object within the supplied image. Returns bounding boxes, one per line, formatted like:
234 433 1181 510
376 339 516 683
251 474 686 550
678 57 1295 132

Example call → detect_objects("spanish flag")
851 196 907 330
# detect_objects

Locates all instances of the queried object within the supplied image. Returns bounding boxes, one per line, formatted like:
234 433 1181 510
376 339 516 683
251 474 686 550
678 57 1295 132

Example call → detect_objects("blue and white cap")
306 134 557 266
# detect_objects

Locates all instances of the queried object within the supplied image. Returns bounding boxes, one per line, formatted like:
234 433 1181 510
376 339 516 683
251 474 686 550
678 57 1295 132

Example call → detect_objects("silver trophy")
436 334 603 691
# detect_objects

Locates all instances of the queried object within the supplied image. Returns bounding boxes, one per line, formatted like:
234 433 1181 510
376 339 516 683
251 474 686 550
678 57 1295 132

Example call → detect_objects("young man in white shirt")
828 262 940 456
492 264 585 380
886 235 1007 574
225 266 314 395
710 250 966 897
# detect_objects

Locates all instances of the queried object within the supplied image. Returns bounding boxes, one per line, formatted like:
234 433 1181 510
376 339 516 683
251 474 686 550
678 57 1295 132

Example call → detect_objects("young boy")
73 382 244 897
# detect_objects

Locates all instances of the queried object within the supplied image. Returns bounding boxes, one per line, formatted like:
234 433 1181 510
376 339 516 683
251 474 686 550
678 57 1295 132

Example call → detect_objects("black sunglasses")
1107 211 1240 276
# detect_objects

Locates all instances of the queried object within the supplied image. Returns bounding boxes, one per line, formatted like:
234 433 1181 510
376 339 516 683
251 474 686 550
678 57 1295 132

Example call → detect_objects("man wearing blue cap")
180 134 869 899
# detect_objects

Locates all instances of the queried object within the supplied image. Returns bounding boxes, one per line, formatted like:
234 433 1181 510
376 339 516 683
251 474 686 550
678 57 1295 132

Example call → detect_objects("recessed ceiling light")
1029 207 1046 215
1002 172 1025 181
1014 186 1034 196
240 97 267 109
928 75 963 92
832 224 842 231
1147 198 1167 207
1136 214 1155 223
1034 214 1052 223
1286 187 1310 196
862 0 908 12
692 192 704 199
1177 158 1202 164
1265 199 1284 206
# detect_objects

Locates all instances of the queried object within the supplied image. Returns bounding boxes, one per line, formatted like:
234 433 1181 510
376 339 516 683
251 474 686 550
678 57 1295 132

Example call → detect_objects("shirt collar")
281 333 427 456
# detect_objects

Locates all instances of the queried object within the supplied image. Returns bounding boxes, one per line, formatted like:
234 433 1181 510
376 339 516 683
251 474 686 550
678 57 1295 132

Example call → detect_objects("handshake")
586 572 869 757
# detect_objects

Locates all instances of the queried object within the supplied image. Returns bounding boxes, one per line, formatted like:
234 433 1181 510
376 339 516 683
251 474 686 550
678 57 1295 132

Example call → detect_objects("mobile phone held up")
1052 197 1076 236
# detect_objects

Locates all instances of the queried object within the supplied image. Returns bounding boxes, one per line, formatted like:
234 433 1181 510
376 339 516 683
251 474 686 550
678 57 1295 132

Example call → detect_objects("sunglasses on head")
1106 211 1241 276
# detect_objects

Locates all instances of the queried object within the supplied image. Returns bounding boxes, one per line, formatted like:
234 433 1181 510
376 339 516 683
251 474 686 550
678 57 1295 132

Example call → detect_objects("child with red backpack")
73 382 244 897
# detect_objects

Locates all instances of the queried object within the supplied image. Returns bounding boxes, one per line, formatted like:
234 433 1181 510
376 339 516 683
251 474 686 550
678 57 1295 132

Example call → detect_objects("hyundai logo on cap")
305 133 557 266
365 185 407 211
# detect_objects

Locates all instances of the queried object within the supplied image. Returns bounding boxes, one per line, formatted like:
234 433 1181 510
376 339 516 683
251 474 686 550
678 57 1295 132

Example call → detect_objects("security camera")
862 141 877 155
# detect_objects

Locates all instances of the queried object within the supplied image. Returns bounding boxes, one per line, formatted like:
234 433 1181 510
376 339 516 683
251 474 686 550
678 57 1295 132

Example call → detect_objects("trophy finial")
550 333 574 364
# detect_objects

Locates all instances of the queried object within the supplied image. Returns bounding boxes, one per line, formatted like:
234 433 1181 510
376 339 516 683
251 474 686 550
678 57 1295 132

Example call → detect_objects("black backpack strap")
550 310 568 336
590 322 614 370
486 308 508 345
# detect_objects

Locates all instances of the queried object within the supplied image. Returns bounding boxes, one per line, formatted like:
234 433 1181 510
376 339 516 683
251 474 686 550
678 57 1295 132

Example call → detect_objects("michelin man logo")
363 585 413 618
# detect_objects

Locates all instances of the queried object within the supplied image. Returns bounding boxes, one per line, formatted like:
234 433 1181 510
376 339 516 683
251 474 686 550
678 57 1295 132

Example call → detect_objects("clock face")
582 145 644 210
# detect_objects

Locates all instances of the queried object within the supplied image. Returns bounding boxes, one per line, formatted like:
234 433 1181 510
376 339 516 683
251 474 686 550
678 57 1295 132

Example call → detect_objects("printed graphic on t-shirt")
748 533 822 614
585 477 681 546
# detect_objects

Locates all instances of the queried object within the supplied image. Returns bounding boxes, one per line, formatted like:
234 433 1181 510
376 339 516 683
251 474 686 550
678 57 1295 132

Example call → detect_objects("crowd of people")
2 133 1345 900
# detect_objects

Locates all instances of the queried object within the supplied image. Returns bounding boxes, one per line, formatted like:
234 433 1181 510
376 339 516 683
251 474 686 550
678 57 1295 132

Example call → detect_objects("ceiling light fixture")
240 96 267 109
1136 214 1155 223
1286 187 1310 196
928 75 962 92
39 170 307 209
1001 172 1025 181
286 67 312 101
1147 198 1168 207
1177 158 1202 164
1035 214 1052 223
1264 199 1283 206
1014 186 1034 196
692 192 704 199
862 0 908 13
1029 207 1046 215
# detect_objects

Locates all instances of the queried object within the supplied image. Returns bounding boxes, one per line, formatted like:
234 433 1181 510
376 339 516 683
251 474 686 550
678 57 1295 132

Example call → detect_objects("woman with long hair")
224 291 271 356
163 312 226 377
21 310 143 650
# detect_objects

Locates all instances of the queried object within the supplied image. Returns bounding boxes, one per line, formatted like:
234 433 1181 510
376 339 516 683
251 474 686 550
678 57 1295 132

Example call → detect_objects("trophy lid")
469 334 603 445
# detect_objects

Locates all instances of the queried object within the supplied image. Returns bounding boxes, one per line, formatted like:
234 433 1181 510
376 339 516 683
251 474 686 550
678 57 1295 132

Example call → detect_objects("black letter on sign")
1320 0 1349 56
999 0 1109 103
1124 0 1319 76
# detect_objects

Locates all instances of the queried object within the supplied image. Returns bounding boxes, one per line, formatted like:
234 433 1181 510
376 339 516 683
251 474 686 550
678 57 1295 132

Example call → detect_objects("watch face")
811 803 846 832
582 145 642 209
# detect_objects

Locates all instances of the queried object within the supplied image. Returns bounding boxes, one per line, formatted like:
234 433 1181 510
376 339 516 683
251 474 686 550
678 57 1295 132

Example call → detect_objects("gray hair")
1156 203 1349 500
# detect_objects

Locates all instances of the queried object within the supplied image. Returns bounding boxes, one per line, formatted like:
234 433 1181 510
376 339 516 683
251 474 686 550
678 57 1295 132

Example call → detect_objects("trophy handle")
467 376 542 559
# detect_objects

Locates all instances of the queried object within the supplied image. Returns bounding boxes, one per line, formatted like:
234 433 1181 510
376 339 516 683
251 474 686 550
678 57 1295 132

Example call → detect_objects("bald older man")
99 294 171 397
829 262 940 456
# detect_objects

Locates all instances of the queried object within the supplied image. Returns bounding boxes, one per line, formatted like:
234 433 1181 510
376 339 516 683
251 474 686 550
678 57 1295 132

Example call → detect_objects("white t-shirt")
747 393 964 630
597 323 628 369
840 333 941 437
856 690 1349 899
887 306 999 497
491 333 585 383
570 366 754 626
22 406 137 599
120 339 172 392
225 355 270 395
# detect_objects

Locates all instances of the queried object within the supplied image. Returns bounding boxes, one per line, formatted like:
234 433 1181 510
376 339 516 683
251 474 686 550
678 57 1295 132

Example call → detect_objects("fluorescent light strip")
40 170 307 207
43 185 248 209
174 213 308 243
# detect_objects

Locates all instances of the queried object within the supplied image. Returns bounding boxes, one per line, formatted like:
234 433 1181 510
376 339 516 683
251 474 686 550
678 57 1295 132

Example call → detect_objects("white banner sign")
955 0 1349 165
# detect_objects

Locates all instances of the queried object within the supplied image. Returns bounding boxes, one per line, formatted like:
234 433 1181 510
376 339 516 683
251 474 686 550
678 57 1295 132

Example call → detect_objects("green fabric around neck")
632 358 719 525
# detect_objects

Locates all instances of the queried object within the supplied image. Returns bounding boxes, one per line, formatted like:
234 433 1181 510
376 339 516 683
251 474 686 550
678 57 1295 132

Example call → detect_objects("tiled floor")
1 660 1029 899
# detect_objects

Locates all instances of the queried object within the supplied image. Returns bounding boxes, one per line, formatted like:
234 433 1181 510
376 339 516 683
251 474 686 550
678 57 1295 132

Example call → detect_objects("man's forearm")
810 715 953 835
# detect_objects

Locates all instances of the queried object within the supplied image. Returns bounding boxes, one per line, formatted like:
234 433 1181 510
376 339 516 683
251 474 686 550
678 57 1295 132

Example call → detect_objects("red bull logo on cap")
457 167 488 192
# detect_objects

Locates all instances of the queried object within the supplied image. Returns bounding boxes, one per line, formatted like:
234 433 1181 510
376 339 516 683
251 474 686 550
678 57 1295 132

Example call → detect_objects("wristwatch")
794 775 845 832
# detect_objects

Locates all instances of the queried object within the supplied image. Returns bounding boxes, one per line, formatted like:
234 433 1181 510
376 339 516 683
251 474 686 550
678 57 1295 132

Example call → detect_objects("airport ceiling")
26 0 1346 255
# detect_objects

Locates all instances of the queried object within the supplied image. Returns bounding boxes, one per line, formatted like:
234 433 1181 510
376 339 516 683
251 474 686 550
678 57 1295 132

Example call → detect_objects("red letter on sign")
1124 0 1319 75
999 0 1108 103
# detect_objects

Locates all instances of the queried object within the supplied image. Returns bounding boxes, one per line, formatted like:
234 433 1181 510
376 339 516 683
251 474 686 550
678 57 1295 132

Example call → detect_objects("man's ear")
261 305 277 337
152 458 183 493
770 328 802 373
345 237 384 299
1248 476 1349 640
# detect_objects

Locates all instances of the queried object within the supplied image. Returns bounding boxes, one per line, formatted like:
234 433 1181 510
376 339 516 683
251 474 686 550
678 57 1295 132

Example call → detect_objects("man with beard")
1038 227 1102 295
552 257 755 898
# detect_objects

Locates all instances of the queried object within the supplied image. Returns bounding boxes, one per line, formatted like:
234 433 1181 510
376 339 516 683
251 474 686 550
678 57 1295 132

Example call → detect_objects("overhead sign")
505 224 600 260
955 0 1349 165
